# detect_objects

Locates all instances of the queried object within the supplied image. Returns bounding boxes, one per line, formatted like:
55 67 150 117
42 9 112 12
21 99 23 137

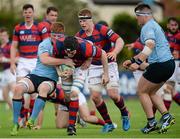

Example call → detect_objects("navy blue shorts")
25 74 56 94
143 59 175 83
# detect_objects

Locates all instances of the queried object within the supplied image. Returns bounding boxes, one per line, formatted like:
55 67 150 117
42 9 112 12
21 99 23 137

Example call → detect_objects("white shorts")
133 70 143 82
168 60 180 82
88 62 120 90
16 57 37 77
0 69 16 86
70 67 88 93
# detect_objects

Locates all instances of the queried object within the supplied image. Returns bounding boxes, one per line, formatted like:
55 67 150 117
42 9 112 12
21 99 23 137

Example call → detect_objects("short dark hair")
0 27 8 33
168 17 179 24
22 4 34 11
46 6 58 14
97 20 109 27
134 3 151 13
64 36 78 51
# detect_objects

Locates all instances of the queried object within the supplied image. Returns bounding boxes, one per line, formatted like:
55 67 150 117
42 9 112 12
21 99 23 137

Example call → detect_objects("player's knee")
70 91 78 100
91 93 102 105
81 115 89 122
14 85 25 97
39 82 54 96
107 90 119 102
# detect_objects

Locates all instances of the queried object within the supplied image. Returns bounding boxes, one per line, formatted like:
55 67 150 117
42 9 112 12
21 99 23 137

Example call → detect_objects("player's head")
78 8 93 31
97 20 109 27
134 3 152 26
22 4 34 22
167 17 179 34
0 27 9 43
64 36 78 58
46 6 58 23
50 22 65 39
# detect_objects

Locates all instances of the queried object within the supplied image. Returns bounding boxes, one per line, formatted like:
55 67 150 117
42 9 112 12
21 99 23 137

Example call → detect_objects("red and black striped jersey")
13 21 42 58
76 24 119 64
53 36 102 68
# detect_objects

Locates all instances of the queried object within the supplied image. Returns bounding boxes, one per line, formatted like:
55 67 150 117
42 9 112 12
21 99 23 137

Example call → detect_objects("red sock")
96 101 112 124
97 118 105 126
163 99 172 111
69 99 79 126
173 93 180 105
114 96 128 116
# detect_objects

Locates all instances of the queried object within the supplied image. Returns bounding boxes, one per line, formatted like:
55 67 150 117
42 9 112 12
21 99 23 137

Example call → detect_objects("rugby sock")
30 96 46 121
96 101 112 124
29 98 35 115
69 99 79 127
97 118 105 126
114 96 128 116
173 92 180 105
163 99 172 111
12 98 23 124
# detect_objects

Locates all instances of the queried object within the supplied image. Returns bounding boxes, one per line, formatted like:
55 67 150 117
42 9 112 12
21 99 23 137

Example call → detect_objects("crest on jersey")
20 30 25 34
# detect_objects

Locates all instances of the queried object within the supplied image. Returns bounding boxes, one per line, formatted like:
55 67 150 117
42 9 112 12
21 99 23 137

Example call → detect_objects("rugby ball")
58 64 75 72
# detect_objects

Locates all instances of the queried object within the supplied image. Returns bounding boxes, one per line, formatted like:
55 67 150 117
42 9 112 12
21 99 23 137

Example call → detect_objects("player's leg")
27 79 56 129
106 62 130 131
11 77 35 136
78 92 105 126
55 104 69 128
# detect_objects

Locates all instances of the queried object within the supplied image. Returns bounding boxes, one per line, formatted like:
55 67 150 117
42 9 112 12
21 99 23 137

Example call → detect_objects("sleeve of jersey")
85 43 102 59
12 26 19 42
133 39 144 50
101 25 119 42
38 22 49 40
38 40 51 55
173 34 180 51
142 26 156 42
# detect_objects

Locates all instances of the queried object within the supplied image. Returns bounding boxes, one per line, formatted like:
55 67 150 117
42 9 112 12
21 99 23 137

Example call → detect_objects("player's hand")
107 51 117 61
129 63 139 71
102 73 109 86
64 58 75 68
10 63 16 75
123 60 132 69
81 58 92 70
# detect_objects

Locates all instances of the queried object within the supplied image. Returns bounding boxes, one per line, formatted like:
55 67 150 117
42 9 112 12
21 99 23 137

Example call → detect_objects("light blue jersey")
31 38 59 81
140 19 173 63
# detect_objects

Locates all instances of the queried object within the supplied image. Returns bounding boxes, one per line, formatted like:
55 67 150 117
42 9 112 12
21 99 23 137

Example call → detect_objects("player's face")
79 19 91 31
23 8 34 23
0 31 8 43
136 15 145 26
167 20 179 34
46 11 58 23
65 50 76 58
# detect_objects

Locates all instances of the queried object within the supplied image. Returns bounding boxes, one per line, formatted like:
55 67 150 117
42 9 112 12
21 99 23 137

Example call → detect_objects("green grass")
0 98 180 138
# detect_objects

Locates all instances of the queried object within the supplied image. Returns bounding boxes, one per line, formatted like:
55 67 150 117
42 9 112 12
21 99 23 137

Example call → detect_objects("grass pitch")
0 98 179 138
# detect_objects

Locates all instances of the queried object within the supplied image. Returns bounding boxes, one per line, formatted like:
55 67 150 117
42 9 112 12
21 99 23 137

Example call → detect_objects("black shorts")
25 74 56 94
143 59 175 84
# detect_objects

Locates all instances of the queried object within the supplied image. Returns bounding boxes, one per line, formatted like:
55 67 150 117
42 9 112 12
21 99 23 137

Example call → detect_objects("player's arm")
100 50 109 85
135 39 155 61
127 39 155 71
10 40 18 74
114 37 124 54
40 52 75 67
